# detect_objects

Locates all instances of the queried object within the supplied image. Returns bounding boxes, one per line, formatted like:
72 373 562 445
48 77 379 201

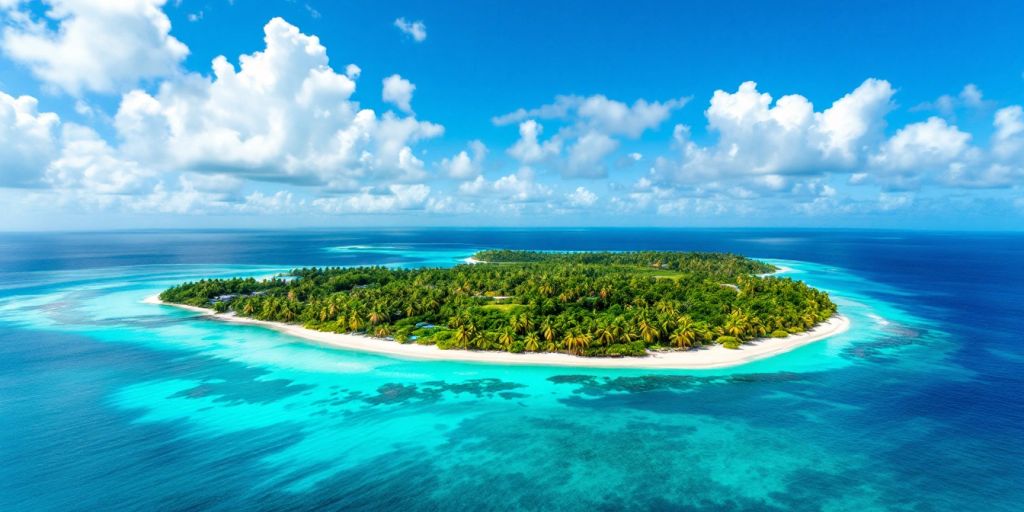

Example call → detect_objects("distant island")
157 250 841 363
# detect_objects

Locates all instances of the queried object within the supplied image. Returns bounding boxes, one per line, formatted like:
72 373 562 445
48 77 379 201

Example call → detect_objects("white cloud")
877 192 913 211
658 79 895 183
45 123 153 194
507 120 562 163
566 186 597 207
238 190 298 213
457 175 488 195
498 94 684 177
458 167 551 202
870 117 972 172
913 84 989 116
993 105 1024 160
344 63 361 79
125 176 231 214
567 131 618 178
393 17 426 42
815 79 896 162
382 74 416 113
493 168 551 202
493 94 686 135
0 90 60 187
577 95 687 138
2 0 189 95
492 95 580 126
959 84 984 107
313 184 431 213
441 140 487 179
112 17 443 188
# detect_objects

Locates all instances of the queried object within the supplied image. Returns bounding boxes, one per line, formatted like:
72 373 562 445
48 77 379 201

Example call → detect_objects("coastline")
143 295 850 369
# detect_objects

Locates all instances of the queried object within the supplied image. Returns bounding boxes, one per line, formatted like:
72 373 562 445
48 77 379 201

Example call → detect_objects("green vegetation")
159 250 836 358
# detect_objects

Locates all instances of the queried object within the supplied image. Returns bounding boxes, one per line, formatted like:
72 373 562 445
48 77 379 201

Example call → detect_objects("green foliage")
771 329 790 338
604 342 648 357
160 250 836 358
716 336 739 345
722 339 742 350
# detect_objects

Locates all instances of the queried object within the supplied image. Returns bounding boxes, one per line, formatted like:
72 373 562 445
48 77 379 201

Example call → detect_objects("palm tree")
564 331 591 356
348 313 365 332
638 317 660 344
454 325 474 349
671 316 697 349
541 320 556 342
595 323 617 346
368 309 386 325
281 303 296 322
539 282 554 297
724 310 747 338
510 314 526 334
801 310 818 329
498 329 515 351
524 333 540 352
519 313 534 333
471 333 490 350
669 329 694 349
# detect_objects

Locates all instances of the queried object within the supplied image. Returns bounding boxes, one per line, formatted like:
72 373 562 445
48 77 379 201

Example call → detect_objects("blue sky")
1 0 1022 230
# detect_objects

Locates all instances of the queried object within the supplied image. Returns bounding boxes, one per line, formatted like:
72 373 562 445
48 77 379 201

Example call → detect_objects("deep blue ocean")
1 228 1022 511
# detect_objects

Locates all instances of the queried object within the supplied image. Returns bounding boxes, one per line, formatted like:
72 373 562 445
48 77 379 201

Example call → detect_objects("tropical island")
154 250 847 367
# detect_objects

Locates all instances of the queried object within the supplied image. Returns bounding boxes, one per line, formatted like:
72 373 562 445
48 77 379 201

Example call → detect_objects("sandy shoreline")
143 295 850 369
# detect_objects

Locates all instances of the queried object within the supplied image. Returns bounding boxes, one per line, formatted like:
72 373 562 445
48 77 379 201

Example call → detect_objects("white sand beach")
144 295 850 369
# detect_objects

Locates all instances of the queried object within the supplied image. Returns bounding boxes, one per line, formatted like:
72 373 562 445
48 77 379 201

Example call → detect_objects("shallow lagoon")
1 229 1021 511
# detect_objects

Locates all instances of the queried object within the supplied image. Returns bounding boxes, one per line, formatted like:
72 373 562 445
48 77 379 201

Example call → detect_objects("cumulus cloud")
393 17 426 42
0 90 60 187
576 95 687 138
498 93 686 177
112 17 443 188
1 0 188 95
993 106 1024 160
45 123 153 194
567 131 618 178
382 74 416 113
869 116 973 189
912 83 990 117
565 186 598 207
494 94 686 135
507 120 562 163
441 140 487 179
313 184 431 213
238 190 298 214
458 167 551 202
656 79 895 185
492 168 551 202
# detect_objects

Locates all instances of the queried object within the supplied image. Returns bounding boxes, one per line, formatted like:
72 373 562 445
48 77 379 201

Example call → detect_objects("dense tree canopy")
160 251 836 357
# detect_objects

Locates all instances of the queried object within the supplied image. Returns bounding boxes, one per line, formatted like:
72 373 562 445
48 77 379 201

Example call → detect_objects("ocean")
0 228 1021 511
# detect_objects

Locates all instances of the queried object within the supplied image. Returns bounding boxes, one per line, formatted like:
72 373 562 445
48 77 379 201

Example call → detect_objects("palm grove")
160 251 837 357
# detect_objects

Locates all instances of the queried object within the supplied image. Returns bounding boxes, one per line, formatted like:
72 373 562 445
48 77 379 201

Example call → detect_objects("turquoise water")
1 230 1021 510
